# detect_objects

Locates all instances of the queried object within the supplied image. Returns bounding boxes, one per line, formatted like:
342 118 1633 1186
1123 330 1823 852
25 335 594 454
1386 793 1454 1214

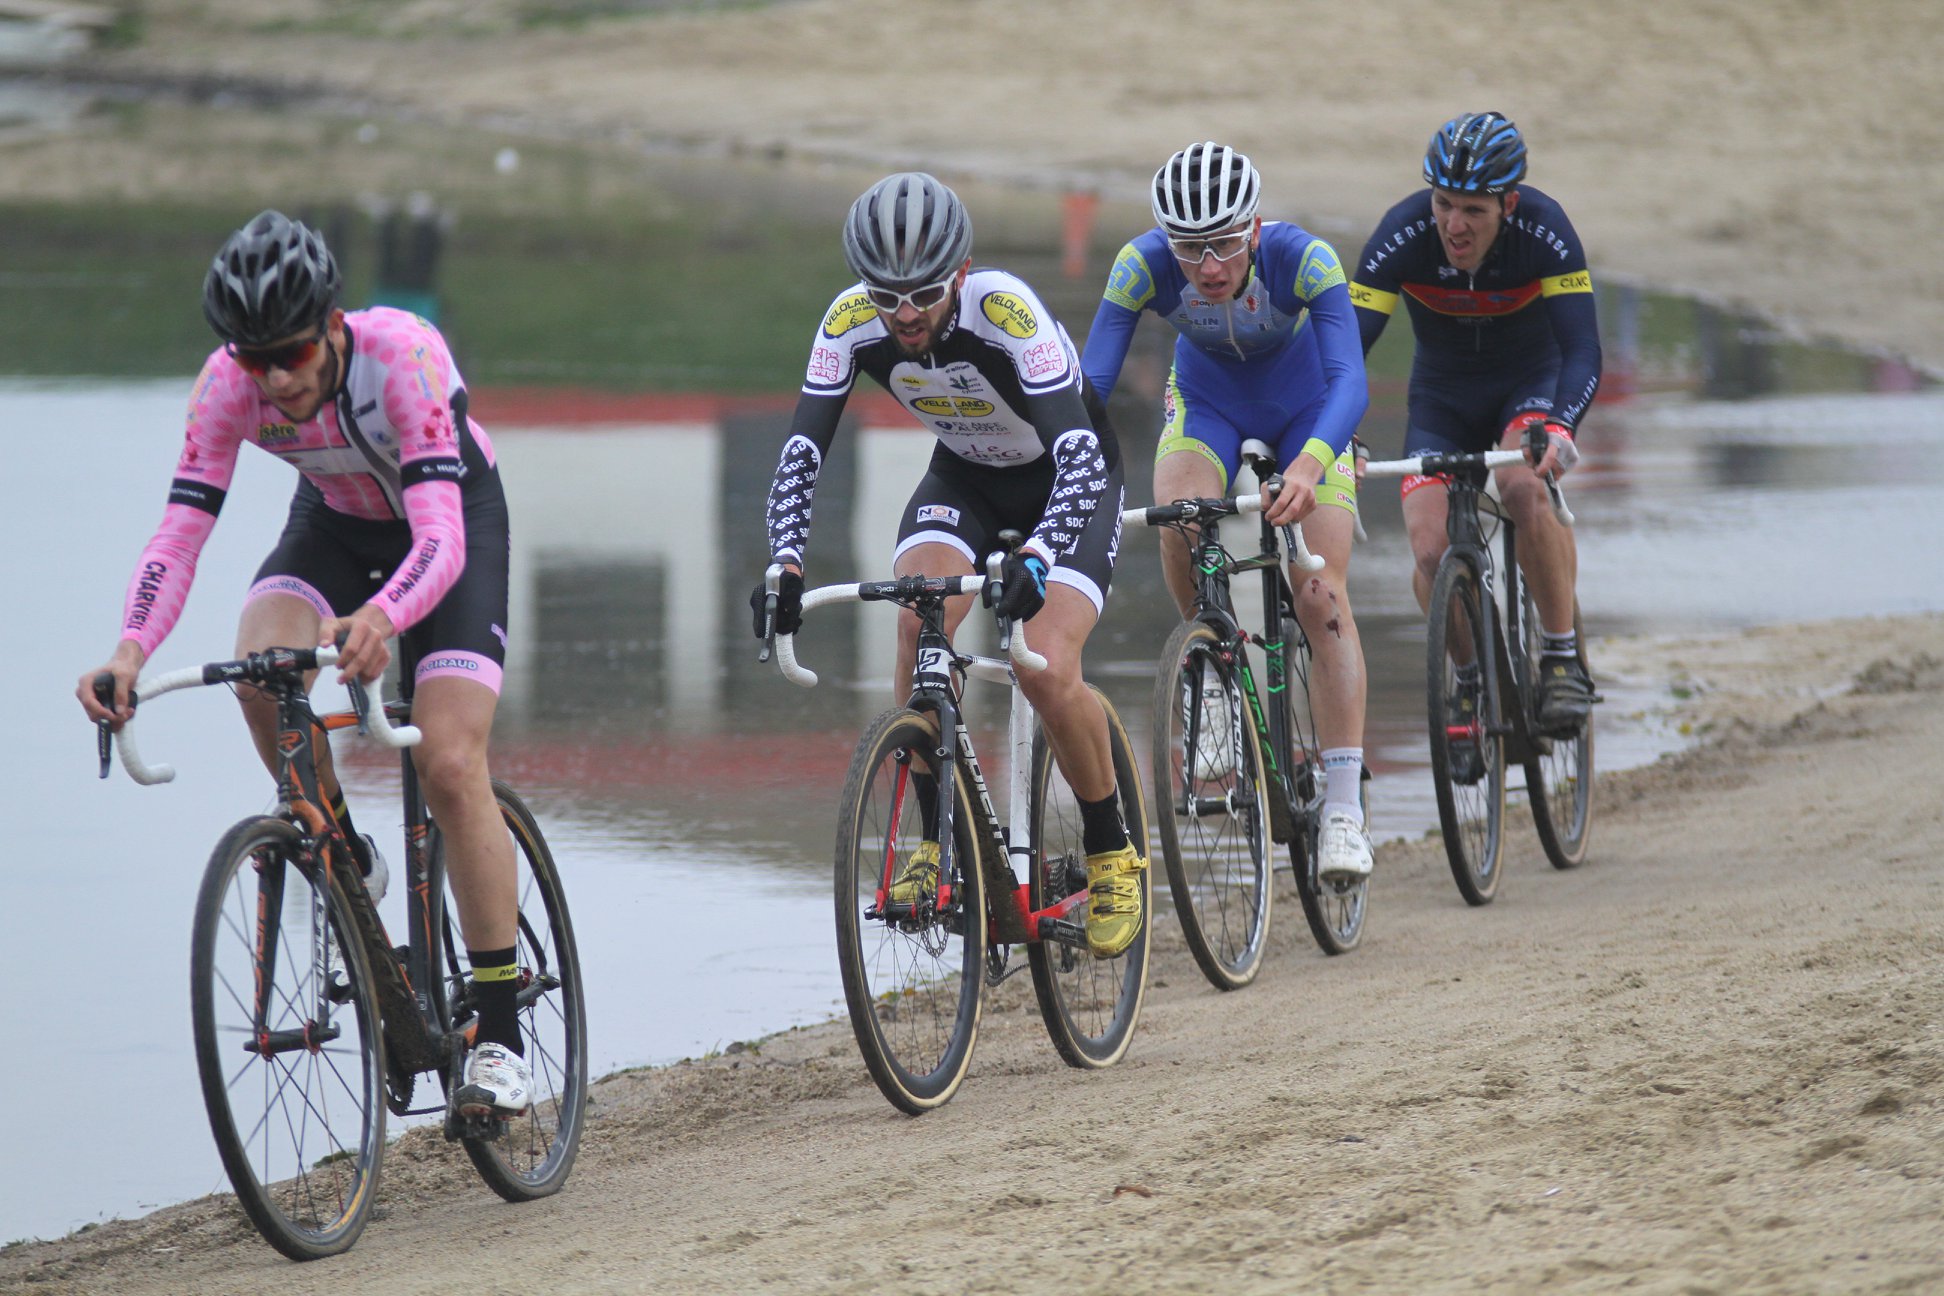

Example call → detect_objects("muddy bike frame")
763 559 1088 950
98 646 533 1120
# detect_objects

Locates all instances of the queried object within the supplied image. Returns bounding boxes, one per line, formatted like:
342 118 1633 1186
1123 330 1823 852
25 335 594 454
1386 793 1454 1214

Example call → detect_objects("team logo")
912 396 996 417
821 291 878 339
1021 338 1066 380
1104 247 1156 312
916 504 961 525
258 422 300 446
807 345 841 383
980 291 1038 339
898 374 926 388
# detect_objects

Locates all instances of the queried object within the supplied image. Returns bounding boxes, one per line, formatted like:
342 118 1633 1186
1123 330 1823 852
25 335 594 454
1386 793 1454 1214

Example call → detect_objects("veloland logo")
822 292 878 338
912 396 996 417
980 291 1038 339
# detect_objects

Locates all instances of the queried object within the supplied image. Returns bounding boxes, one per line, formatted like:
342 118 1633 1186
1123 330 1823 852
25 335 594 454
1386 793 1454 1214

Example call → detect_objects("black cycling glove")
750 568 805 639
990 552 1049 622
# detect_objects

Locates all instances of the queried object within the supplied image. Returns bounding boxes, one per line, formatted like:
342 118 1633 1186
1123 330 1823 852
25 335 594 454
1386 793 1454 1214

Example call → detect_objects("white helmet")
1151 142 1261 238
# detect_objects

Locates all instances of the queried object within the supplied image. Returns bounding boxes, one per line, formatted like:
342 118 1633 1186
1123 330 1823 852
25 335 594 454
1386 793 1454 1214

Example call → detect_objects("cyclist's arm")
1026 425 1111 569
767 290 871 571
1078 240 1157 403
1287 241 1371 474
1541 271 1601 432
116 355 249 660
366 349 470 636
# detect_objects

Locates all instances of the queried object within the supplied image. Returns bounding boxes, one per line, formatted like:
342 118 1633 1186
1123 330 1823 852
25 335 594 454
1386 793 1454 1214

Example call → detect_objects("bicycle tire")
1522 597 1595 869
1426 558 1507 905
431 781 589 1200
1150 618 1273 988
834 707 986 1113
1283 615 1368 954
190 815 385 1261
1028 684 1151 1067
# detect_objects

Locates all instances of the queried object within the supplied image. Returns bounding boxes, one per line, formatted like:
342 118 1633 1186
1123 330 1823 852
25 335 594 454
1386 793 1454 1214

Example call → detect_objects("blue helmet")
1422 111 1528 194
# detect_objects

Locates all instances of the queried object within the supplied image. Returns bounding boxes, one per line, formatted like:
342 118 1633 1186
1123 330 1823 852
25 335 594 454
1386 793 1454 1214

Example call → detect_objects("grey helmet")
841 172 973 290
201 209 342 346
1151 142 1262 238
1423 111 1528 194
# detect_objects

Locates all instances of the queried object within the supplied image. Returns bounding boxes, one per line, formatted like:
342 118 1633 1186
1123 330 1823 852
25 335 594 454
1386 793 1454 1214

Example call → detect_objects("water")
2 110 1940 1241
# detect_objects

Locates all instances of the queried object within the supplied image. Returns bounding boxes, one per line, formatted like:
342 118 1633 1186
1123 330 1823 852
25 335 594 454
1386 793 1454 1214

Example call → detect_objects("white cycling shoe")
456 1042 534 1118
1181 665 1234 781
1318 809 1374 881
357 833 388 905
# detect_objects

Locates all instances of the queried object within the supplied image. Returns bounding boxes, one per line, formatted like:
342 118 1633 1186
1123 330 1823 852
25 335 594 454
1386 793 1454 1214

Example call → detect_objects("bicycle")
94 645 587 1260
757 544 1150 1113
1362 433 1596 904
1120 438 1369 988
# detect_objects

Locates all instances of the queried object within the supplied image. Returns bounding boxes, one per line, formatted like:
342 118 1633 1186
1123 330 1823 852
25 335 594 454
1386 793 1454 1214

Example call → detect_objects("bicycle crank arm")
1035 916 1091 949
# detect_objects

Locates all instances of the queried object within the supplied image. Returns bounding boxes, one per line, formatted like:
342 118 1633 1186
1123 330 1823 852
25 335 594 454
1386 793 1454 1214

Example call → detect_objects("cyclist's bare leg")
1401 481 1479 670
410 675 518 950
1013 584 1114 802
1493 456 1579 637
234 591 351 802
891 541 978 699
1153 449 1225 619
1292 504 1365 749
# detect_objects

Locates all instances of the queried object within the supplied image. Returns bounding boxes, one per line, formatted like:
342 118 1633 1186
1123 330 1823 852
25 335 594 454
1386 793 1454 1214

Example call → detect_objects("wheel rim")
194 828 382 1255
1156 627 1270 983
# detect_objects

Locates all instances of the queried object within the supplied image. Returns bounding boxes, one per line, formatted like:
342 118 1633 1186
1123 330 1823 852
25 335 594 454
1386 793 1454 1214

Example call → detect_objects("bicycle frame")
765 567 1087 954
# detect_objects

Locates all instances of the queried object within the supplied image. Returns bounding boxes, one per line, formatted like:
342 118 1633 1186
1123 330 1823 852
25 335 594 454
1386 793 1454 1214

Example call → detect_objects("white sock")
1322 748 1363 823
1541 629 1578 658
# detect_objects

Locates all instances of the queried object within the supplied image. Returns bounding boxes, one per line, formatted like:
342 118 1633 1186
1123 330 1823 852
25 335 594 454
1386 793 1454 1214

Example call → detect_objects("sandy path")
7 616 1940 1293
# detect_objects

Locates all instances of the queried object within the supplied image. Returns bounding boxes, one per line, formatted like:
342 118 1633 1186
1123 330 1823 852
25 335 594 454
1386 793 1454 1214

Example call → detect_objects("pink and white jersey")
120 307 498 656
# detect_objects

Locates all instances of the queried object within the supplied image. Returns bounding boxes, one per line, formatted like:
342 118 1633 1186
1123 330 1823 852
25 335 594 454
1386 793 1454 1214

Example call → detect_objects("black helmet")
1422 111 1528 194
841 173 973 291
1151 141 1261 238
201 209 342 346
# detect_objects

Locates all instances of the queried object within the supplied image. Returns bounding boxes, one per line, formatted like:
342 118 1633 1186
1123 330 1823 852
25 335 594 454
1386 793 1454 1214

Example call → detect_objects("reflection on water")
4 129 1942 1242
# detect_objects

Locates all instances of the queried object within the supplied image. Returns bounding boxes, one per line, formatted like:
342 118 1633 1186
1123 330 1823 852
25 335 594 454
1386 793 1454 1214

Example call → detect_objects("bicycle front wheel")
834 707 986 1113
1427 558 1507 905
432 781 588 1200
190 816 385 1261
1029 684 1151 1068
1523 596 1596 869
1283 616 1368 954
1151 618 1273 988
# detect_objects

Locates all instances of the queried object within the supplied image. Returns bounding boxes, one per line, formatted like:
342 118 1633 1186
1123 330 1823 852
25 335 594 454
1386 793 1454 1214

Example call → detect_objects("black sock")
911 767 940 841
467 946 523 1055
1078 792 1127 856
330 792 372 874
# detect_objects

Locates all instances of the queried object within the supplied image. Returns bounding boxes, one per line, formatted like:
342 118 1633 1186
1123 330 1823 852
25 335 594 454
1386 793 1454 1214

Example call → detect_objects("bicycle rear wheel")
190 816 385 1261
1151 618 1273 989
834 707 986 1113
1427 558 1507 905
432 782 588 1200
1283 616 1368 954
1029 685 1150 1067
1522 596 1596 869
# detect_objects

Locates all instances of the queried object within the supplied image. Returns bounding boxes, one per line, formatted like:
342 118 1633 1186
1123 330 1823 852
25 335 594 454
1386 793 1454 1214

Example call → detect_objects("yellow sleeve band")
1541 269 1593 296
1299 437 1337 471
1348 282 1398 314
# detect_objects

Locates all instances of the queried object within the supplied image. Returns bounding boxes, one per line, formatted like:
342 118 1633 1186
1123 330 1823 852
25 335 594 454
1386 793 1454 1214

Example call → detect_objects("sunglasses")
228 329 326 377
1168 231 1253 264
864 277 956 314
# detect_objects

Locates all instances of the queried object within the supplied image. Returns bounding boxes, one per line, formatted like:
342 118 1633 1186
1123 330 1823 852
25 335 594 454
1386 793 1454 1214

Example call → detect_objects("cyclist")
1350 112 1601 736
76 210 533 1118
1081 142 1375 882
750 172 1146 957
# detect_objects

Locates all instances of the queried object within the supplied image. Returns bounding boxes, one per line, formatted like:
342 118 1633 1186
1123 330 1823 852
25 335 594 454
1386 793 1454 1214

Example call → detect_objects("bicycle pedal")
1035 916 1089 949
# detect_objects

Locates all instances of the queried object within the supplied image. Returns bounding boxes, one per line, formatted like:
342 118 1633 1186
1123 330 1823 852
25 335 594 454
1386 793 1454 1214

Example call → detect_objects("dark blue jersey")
1351 185 1600 431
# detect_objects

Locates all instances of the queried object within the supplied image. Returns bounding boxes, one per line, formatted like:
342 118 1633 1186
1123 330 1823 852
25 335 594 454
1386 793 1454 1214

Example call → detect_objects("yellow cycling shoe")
887 840 942 907
1084 845 1148 957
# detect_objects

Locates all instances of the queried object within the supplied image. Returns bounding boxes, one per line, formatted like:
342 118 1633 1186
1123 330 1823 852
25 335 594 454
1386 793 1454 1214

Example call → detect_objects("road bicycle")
758 546 1150 1113
1121 438 1369 989
95 645 586 1260
1362 437 1596 904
